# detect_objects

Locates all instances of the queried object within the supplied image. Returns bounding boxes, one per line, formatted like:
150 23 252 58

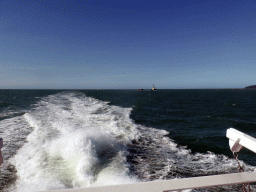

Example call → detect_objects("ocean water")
0 89 256 191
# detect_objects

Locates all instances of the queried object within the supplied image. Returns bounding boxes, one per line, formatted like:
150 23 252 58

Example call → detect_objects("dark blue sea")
0 89 256 191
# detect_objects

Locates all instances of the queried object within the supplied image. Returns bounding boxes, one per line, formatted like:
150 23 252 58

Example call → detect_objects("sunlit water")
0 89 256 191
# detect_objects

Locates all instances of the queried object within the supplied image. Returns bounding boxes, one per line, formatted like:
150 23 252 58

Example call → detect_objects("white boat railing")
227 128 256 153
39 128 256 192
41 172 256 192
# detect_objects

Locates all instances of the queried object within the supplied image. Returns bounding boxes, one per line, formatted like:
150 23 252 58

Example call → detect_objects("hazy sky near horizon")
1 0 255 89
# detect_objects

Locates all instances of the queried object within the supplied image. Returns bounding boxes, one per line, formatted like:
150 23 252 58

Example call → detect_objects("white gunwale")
40 172 256 192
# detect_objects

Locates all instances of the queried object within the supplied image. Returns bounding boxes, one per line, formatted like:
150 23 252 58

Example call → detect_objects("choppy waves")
7 92 139 191
1 91 255 191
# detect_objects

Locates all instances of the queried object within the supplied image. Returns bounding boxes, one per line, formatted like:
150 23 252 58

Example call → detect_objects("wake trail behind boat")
1 91 255 192
6 92 139 191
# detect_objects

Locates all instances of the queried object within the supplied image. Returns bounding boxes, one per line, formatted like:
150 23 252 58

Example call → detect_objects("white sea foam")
0 116 32 160
9 92 139 191
129 125 256 191
4 92 256 192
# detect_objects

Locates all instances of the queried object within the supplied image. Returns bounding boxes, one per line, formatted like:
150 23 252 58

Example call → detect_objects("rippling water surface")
0 89 256 191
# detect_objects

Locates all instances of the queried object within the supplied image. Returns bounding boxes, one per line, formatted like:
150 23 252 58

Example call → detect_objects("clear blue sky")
0 0 255 89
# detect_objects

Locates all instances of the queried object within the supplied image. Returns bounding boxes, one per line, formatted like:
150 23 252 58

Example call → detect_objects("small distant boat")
137 89 143 91
151 84 157 91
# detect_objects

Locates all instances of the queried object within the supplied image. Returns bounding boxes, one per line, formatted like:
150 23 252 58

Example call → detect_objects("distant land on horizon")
245 85 256 89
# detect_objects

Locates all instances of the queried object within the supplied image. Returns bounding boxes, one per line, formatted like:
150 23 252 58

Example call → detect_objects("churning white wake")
7 91 256 192
9 92 139 191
